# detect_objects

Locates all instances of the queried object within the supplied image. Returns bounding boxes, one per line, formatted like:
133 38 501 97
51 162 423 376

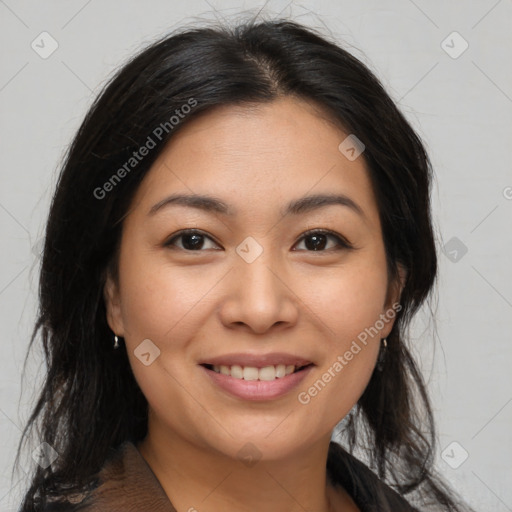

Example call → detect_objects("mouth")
200 362 314 381
198 355 315 401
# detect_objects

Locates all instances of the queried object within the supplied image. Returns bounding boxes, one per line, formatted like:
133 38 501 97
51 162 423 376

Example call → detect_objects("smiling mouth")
201 363 314 381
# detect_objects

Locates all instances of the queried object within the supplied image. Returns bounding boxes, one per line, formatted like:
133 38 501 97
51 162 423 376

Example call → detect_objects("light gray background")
1 1 511 510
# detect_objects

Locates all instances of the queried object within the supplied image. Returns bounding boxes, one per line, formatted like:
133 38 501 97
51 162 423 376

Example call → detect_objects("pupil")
183 234 203 250
305 234 326 251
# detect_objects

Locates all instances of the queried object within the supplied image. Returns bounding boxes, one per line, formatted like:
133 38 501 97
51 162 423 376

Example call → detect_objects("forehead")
129 96 380 227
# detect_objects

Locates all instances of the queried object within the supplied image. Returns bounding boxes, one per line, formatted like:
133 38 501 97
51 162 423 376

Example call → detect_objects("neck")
137 424 352 512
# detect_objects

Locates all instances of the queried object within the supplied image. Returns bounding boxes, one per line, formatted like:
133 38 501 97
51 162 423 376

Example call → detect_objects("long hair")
15 17 474 511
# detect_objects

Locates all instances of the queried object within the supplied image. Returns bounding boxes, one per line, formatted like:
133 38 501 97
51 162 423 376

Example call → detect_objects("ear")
381 263 407 337
103 272 125 336
386 262 407 306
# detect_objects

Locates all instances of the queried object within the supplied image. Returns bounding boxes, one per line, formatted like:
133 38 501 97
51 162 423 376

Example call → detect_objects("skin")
104 96 405 512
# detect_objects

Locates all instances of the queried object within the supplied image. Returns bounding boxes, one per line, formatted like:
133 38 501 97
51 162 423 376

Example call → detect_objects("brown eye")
164 228 353 253
164 230 220 251
293 229 353 252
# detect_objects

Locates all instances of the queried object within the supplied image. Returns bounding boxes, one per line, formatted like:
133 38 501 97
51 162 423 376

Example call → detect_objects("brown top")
42 441 420 511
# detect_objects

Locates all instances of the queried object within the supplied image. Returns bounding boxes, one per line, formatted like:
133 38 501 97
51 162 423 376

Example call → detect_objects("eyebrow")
148 192 366 220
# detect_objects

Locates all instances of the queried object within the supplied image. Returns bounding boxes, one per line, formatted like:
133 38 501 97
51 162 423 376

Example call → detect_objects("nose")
218 253 299 335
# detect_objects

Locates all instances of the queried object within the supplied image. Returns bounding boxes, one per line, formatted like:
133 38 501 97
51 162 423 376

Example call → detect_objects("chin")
203 421 322 463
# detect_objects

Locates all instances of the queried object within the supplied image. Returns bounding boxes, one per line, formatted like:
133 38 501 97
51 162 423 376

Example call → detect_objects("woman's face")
105 96 404 461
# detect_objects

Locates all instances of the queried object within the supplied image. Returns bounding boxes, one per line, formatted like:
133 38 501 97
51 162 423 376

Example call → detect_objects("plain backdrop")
1 1 511 510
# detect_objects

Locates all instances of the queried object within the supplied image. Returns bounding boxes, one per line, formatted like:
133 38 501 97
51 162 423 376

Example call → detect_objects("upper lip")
199 352 314 368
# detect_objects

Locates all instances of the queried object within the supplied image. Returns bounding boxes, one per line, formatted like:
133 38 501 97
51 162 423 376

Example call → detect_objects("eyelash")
164 228 354 252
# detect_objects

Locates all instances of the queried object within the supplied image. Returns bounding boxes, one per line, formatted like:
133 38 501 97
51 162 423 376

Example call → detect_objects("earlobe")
103 273 124 336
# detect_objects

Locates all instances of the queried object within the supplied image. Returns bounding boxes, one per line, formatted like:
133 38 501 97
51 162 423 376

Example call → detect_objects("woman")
16 17 476 512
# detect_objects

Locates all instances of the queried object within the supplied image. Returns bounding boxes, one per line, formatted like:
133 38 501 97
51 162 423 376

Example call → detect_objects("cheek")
310 257 390 344
296 257 388 408
118 248 214 343
117 258 213 434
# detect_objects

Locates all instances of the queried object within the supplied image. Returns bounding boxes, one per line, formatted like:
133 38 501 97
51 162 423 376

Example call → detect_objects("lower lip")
201 365 314 401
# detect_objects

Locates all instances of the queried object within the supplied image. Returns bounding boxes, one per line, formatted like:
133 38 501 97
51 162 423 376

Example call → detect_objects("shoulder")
40 441 176 512
82 441 176 511
327 441 420 512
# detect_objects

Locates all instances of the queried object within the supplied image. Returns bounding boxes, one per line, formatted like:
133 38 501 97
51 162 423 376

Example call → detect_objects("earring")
113 335 120 349
376 338 387 371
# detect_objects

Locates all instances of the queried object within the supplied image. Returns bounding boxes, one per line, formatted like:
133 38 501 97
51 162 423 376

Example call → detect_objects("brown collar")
77 441 177 511
66 441 417 512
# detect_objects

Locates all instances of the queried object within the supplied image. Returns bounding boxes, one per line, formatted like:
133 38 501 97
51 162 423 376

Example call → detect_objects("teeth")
243 366 259 381
275 364 286 378
230 365 243 379
210 363 304 380
259 366 277 381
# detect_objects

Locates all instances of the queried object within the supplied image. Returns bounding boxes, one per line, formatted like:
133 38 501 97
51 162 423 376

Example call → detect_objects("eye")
164 228 353 252
164 229 220 251
293 229 353 252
